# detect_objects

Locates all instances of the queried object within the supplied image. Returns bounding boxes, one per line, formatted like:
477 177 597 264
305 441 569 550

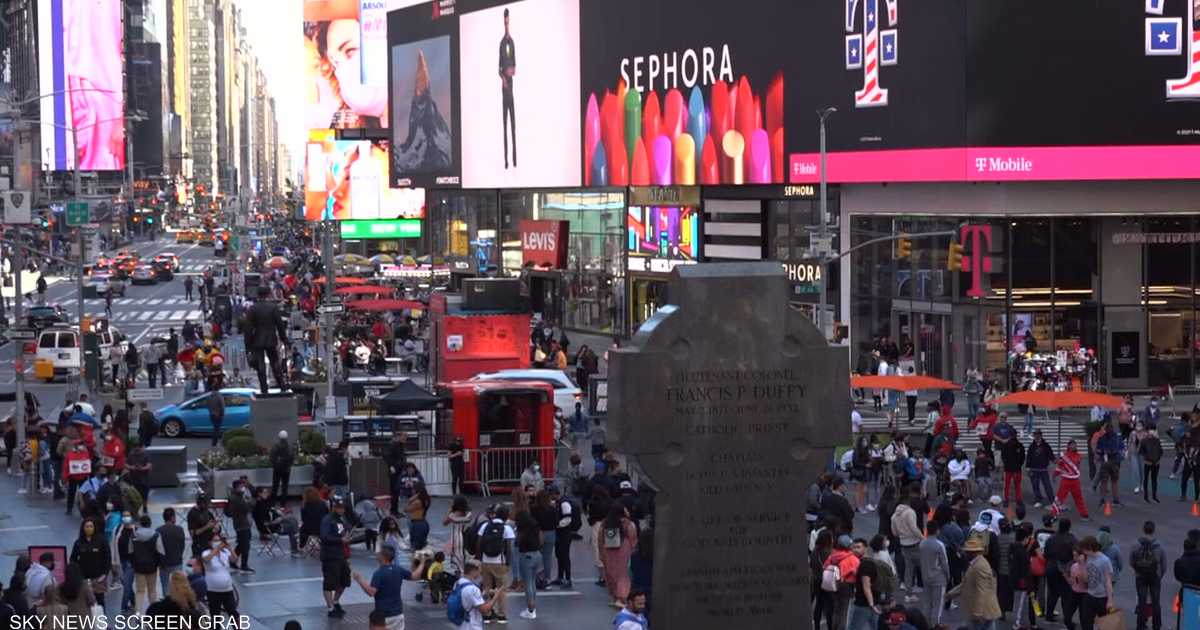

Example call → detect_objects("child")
974 448 994 503
354 495 384 551
427 551 446 601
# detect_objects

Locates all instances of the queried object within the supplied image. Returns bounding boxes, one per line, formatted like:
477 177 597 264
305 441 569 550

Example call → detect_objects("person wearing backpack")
475 505 514 624
449 560 502 630
823 534 861 630
846 538 882 630
1130 520 1166 630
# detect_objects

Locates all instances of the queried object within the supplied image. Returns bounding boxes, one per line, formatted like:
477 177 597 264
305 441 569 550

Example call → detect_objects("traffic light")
947 242 965 271
896 236 912 259
146 216 154 224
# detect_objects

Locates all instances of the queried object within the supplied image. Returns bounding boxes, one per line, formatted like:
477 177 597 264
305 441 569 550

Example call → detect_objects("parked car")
131 265 158 285
151 260 174 282
88 272 127 297
95 323 129 358
26 305 66 330
154 388 256 437
469 369 582 417
35 326 80 380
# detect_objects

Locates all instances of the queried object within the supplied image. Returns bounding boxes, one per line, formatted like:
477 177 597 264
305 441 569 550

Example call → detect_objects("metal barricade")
476 445 568 495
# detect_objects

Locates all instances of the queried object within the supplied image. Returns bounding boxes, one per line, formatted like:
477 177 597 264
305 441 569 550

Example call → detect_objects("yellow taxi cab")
197 231 215 246
176 229 194 243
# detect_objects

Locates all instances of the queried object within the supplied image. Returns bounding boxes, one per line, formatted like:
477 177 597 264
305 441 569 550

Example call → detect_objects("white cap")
989 495 1002 506
278 430 288 439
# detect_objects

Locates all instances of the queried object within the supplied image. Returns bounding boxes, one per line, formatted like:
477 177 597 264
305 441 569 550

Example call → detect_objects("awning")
346 299 426 312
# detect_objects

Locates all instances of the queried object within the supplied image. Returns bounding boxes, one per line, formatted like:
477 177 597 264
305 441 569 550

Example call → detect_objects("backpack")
479 521 506 558
563 499 583 532
873 559 897 597
1132 541 1159 578
462 514 486 557
821 562 841 592
446 581 470 626
603 525 623 549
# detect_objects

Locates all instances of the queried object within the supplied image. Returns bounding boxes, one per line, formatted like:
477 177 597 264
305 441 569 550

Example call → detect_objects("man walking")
131 515 165 613
320 497 353 618
1095 424 1125 507
476 505 514 624
143 342 160 388
1131 520 1166 630
918 519 950 627
947 536 1001 630
156 508 186 595
499 8 516 169
1053 440 1089 520
206 391 225 447
1139 428 1164 503
184 276 194 301
846 538 880 630
137 402 157 448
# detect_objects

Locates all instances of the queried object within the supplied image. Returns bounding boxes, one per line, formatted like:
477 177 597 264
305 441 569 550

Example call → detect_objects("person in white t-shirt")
851 407 863 436
454 560 503 630
202 536 240 618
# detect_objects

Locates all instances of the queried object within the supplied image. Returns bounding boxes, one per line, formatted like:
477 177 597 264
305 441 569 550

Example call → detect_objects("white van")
35 327 81 380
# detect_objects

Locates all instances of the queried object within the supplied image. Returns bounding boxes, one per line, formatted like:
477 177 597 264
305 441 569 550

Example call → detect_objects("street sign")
126 388 165 402
317 303 345 315
809 235 834 258
2 191 31 224
7 328 36 341
65 202 90 226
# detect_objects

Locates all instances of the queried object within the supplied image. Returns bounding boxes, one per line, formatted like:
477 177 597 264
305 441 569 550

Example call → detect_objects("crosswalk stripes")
81 297 196 307
856 415 1091 453
81 308 203 324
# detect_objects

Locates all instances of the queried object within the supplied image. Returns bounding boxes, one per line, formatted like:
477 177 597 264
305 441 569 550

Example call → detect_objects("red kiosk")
439 380 557 492
428 283 531 383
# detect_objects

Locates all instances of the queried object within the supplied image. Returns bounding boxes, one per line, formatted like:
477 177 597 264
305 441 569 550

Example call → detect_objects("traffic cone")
1191 501 1199 517
1103 500 1113 517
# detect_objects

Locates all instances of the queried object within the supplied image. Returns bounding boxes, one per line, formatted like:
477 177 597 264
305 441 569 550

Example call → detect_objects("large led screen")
304 130 426 221
459 0 581 188
580 0 798 188
786 0 1200 183
303 0 425 130
37 0 126 171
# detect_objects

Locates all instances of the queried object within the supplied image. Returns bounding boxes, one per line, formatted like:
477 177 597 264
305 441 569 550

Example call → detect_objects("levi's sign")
519 219 569 269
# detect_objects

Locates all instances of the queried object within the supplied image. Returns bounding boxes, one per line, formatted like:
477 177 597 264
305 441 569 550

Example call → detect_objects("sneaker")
519 610 537 620
1033 502 1042 508
332 604 345 617
241 567 255 573
562 579 573 589
495 615 508 625
484 614 494 625
866 504 876 512
1170 473 1178 480
16 487 27 495
327 608 342 619
1134 486 1141 494
899 583 907 591
549 579 564 587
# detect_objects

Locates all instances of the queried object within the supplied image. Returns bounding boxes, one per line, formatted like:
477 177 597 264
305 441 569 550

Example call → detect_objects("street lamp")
815 107 836 335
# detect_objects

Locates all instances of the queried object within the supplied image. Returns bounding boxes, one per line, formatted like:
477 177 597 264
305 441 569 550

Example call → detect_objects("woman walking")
442 495 473 570
601 504 638 609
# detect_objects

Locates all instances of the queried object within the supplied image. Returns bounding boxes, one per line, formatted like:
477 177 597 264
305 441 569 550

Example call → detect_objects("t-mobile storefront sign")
519 219 570 269
960 224 994 298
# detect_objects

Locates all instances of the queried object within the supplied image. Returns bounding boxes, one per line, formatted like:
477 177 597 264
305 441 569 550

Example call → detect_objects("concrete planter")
197 460 314 500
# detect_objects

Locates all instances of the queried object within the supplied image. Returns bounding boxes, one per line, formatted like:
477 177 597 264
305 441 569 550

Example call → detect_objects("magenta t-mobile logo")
960 224 994 298
1145 0 1200 99
845 0 898 107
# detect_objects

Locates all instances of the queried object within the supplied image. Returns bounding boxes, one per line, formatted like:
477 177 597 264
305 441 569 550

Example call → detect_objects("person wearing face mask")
1052 440 1090 520
70 519 110 610
115 511 137 613
520 461 543 491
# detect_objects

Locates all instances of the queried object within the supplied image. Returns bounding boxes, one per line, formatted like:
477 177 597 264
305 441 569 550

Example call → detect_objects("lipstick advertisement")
579 0 800 188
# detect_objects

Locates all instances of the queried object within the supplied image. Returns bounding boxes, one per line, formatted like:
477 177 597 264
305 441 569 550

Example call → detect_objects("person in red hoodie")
824 534 862 630
1052 439 1089 520
933 404 959 450
970 404 999 454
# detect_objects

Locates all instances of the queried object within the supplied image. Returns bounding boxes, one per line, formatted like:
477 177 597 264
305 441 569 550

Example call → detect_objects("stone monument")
609 263 849 629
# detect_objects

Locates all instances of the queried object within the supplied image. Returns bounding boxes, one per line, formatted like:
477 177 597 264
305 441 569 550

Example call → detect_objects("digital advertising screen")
459 0 581 188
388 3 461 187
304 130 427 221
302 0 426 130
37 0 126 171
786 0 1200 183
626 206 698 273
580 0 798 188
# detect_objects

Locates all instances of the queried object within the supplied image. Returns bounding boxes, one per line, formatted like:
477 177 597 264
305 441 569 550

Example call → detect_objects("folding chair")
302 534 322 558
256 530 284 558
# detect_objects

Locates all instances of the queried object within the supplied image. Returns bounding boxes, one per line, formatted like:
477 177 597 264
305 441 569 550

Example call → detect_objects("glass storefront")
498 190 626 335
849 215 1200 390
427 190 499 279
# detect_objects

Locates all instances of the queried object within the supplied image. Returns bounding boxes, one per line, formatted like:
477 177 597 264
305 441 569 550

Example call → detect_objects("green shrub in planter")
298 430 326 455
221 427 254 447
225 435 261 458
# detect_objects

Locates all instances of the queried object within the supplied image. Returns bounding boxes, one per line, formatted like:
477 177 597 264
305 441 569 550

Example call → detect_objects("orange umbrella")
990 389 1123 410
990 388 1124 449
851 375 961 391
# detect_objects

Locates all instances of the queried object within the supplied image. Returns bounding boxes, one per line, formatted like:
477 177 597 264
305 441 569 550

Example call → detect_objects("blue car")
155 388 257 438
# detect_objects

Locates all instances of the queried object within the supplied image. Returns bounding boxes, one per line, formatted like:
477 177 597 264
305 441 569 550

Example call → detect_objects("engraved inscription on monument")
610 263 849 629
